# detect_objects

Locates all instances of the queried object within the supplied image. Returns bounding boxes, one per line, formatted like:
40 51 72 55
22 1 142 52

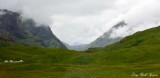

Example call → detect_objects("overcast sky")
0 0 160 45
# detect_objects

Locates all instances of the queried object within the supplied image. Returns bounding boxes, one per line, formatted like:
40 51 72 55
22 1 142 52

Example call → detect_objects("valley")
0 9 160 78
0 26 160 78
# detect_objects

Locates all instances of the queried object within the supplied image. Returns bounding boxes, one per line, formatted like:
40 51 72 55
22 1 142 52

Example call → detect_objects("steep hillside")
103 26 160 50
88 21 126 48
0 9 66 48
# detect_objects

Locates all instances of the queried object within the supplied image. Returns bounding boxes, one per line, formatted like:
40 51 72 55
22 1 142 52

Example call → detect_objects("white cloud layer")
0 0 160 45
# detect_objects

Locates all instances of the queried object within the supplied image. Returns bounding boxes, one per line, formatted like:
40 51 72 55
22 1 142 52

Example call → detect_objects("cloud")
110 0 160 38
0 0 160 45
0 11 6 15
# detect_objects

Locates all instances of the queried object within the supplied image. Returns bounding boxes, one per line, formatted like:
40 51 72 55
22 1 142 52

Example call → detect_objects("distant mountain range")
0 9 66 48
66 21 126 51
64 43 88 51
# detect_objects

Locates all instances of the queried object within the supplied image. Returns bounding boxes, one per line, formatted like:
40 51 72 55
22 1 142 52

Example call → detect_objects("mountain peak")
112 20 126 29
0 9 19 16
87 21 127 48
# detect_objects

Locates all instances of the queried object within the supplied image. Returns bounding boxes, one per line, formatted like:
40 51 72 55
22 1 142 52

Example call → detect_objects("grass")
0 63 159 78
0 45 159 78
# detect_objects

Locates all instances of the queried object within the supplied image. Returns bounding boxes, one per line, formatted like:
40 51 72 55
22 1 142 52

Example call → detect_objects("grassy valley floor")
0 46 159 78
0 63 159 78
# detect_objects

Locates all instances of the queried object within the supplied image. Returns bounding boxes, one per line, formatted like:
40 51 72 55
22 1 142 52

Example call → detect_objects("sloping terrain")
88 21 126 48
0 9 66 48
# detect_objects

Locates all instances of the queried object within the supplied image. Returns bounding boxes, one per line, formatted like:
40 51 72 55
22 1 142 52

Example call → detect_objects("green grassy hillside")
0 26 160 78
105 26 160 50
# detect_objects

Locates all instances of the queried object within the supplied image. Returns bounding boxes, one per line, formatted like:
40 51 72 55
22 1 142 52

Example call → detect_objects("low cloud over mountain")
1 0 160 45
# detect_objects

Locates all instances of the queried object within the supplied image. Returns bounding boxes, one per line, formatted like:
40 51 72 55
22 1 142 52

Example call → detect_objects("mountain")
104 26 160 50
64 42 88 51
88 21 126 48
0 9 66 48
88 26 160 52
67 21 127 51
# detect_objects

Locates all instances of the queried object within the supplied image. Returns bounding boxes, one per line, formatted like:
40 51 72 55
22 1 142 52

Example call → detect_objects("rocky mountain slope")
0 9 66 48
88 21 126 48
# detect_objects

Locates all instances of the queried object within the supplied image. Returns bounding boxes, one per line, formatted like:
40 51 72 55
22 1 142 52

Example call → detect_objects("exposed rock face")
0 9 66 48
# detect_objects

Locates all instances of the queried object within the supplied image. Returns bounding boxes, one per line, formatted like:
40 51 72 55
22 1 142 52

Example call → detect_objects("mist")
0 0 160 45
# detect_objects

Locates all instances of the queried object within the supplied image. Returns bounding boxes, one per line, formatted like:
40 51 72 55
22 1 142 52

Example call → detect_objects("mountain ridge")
0 9 66 48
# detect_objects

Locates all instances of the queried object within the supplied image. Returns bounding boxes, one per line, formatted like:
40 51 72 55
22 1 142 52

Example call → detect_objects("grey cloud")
0 0 160 45
110 0 160 38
